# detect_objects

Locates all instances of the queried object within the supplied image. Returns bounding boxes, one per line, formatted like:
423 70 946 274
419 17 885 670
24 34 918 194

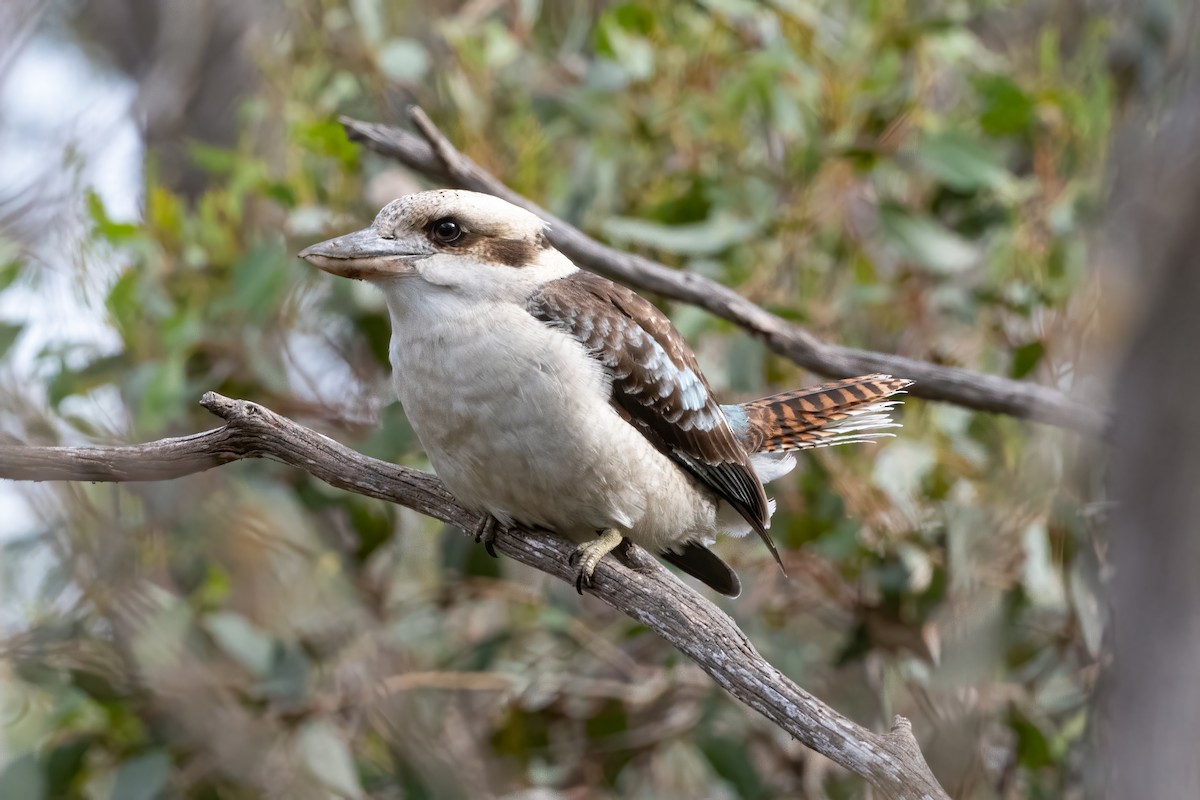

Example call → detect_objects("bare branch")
0 393 951 799
338 108 1108 437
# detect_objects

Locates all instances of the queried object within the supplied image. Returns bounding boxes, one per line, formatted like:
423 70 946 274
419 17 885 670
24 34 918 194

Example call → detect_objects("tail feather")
735 374 912 453
660 542 741 597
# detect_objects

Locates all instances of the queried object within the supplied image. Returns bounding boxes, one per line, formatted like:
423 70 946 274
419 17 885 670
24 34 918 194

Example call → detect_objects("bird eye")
430 218 463 244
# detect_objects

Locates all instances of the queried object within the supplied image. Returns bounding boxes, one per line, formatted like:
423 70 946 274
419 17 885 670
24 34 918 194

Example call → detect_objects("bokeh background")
0 0 1180 797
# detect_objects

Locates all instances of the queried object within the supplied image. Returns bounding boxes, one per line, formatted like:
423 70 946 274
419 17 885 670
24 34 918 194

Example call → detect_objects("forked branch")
0 393 950 800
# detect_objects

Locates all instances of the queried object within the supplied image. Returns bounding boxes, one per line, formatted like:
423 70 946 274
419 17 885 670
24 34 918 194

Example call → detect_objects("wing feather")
526 271 781 567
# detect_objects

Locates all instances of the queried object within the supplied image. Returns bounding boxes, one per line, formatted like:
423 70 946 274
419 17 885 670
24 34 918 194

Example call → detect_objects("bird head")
299 190 575 304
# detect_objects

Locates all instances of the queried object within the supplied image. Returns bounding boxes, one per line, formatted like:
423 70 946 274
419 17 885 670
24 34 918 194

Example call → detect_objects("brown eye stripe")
481 237 546 268
418 219 552 267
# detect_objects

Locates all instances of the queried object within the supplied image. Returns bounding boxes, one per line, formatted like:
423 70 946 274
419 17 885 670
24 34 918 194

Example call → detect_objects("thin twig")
0 392 950 799
337 107 1108 437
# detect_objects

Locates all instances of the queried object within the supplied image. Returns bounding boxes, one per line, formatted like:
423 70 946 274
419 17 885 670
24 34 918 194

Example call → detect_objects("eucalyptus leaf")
872 440 937 509
206 612 274 676
601 214 759 257
915 131 1012 192
1071 559 1105 658
377 38 429 82
975 74 1036 136
601 24 654 80
0 322 22 360
233 244 292 318
1022 520 1066 609
517 0 541 26
349 0 384 45
297 720 364 799
110 751 169 800
1011 340 1045 378
0 754 45 800
483 24 521 69
879 206 978 274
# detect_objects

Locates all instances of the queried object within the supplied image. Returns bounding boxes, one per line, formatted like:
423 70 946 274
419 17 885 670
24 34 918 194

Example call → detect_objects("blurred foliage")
0 0 1142 797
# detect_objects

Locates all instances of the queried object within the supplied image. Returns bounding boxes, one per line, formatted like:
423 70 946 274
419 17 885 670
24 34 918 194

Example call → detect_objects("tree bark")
1105 71 1200 800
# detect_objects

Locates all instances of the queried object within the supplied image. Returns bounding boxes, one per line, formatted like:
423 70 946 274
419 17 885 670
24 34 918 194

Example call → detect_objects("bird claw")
568 529 625 595
566 547 587 594
472 514 501 558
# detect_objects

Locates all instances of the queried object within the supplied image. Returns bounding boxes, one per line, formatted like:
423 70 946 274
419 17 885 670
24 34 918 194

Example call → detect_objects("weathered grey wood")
338 107 1108 436
0 391 950 799
1106 68 1200 799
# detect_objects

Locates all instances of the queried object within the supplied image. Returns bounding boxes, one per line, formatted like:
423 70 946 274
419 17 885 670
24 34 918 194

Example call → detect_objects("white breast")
383 288 720 553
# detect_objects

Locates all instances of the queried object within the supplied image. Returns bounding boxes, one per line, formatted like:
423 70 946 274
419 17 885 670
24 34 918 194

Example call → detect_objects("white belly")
388 300 720 553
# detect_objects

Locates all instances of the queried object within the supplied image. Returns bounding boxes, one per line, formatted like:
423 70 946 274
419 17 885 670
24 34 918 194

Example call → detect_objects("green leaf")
0 754 45 800
610 1 655 33
482 24 521 69
0 257 21 292
516 0 541 26
0 322 22 360
879 206 978 273
47 354 127 407
601 214 759 257
295 119 359 166
85 191 138 242
232 244 292 319
297 721 364 799
69 668 123 703
1009 707 1054 770
700 735 764 798
263 643 311 702
206 612 274 676
110 751 169 800
584 699 628 739
147 186 184 237
872 440 937 509
105 269 142 337
349 0 384 45
915 131 1011 192
597 18 655 80
264 181 298 208
699 0 765 18
726 332 765 393
188 143 240 175
348 499 395 562
45 738 90 798
1010 340 1045 378
1021 520 1065 609
138 357 187 434
377 38 429 82
975 74 1036 137
1070 557 1105 657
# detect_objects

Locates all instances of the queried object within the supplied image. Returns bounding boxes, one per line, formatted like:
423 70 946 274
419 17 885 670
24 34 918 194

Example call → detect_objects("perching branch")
0 393 951 800
338 107 1108 437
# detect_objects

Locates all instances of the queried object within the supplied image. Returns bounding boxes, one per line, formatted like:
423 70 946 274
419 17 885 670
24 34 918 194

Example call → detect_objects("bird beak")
299 227 425 280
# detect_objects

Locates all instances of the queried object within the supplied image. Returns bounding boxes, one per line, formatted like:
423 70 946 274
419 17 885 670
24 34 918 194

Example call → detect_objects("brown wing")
526 271 780 568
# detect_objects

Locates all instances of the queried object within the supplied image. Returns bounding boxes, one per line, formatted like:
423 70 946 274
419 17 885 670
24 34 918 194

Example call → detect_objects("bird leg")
568 529 626 594
472 513 503 559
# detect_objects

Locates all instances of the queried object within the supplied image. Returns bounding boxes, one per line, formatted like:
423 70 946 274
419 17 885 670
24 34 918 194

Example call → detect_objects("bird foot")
472 513 503 558
567 529 625 595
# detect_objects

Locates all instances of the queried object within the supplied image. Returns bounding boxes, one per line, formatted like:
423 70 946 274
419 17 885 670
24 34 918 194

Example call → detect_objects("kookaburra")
300 190 910 597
